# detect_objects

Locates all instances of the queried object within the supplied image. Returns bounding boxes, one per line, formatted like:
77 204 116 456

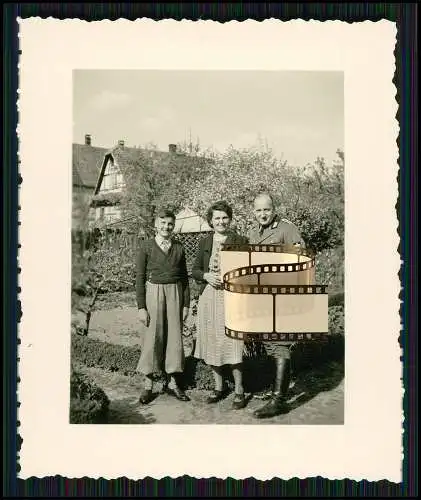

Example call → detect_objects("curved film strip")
220 243 329 342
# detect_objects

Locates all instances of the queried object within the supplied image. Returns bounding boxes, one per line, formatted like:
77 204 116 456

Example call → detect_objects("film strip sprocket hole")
220 243 329 342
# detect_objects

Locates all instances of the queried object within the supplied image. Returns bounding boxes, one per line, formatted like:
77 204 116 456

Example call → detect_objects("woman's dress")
194 234 244 366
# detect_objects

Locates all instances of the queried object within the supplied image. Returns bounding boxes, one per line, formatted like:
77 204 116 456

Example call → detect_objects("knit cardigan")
191 232 248 296
135 238 190 310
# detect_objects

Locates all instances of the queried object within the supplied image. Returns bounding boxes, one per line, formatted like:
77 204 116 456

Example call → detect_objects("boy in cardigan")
136 209 190 404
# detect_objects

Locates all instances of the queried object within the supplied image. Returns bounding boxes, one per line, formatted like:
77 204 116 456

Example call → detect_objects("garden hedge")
71 334 141 376
71 303 344 392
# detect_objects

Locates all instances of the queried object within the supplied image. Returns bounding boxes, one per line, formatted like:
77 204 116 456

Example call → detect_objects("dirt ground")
73 303 196 348
79 365 344 425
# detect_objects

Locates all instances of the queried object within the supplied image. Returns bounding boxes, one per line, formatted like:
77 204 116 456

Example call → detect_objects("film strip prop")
220 243 329 342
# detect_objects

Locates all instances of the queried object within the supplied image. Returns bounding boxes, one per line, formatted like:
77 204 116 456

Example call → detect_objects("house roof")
174 208 212 233
111 145 169 170
93 144 213 195
72 143 108 188
93 145 167 195
88 144 216 234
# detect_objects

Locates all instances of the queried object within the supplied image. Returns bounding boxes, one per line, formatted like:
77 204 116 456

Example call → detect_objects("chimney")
85 134 92 146
169 144 177 153
118 139 125 147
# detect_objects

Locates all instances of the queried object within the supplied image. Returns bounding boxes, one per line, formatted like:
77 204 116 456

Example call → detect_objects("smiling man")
135 209 190 404
251 193 304 246
248 193 305 419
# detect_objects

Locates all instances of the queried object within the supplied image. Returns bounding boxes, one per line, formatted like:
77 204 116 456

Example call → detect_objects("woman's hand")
182 307 189 322
204 272 222 288
138 308 150 327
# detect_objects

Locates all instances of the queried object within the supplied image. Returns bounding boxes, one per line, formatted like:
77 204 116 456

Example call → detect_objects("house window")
95 207 105 221
102 206 121 222
103 173 117 190
88 208 96 223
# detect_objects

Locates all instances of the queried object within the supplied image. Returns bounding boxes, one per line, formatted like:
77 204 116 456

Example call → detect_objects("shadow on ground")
183 335 345 394
106 397 156 424
183 334 345 410
288 359 344 410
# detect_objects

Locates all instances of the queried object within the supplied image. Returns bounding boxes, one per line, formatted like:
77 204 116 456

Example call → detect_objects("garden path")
84 366 344 426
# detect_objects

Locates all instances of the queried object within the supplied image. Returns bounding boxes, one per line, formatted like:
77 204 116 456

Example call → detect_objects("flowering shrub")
316 245 344 293
288 205 342 254
184 145 344 254
115 142 344 255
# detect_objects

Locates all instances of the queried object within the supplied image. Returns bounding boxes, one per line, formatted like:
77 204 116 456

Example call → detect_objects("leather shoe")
139 389 153 405
253 396 289 419
167 386 190 402
206 390 226 404
232 393 246 410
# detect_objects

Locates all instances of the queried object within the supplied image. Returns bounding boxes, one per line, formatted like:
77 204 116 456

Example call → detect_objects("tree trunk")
84 285 102 335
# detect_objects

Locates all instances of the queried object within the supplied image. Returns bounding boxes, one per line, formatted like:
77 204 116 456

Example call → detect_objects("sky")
73 70 344 167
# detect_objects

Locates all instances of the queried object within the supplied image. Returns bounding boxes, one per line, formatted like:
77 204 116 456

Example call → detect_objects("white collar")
155 234 172 246
213 232 228 242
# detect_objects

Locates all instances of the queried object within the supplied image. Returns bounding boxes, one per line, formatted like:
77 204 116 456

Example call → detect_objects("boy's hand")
182 307 189 322
138 308 150 327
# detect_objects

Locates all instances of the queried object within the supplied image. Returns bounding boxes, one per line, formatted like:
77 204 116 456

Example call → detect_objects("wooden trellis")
174 231 212 275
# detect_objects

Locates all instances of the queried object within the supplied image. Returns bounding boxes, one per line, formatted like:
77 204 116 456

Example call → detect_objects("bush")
69 369 110 424
329 305 345 336
291 334 344 374
71 334 141 375
183 357 216 390
286 205 342 254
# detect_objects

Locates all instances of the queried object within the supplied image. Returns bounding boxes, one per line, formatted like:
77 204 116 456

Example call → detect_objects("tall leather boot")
253 358 290 419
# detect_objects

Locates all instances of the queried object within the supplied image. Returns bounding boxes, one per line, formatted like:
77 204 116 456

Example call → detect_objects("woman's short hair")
155 208 176 221
206 200 233 227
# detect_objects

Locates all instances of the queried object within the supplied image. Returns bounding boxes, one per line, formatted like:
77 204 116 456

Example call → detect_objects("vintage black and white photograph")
70 69 345 425
19 16 402 481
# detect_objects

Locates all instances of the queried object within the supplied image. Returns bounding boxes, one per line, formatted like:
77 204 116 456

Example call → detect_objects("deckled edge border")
8 2 415 498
